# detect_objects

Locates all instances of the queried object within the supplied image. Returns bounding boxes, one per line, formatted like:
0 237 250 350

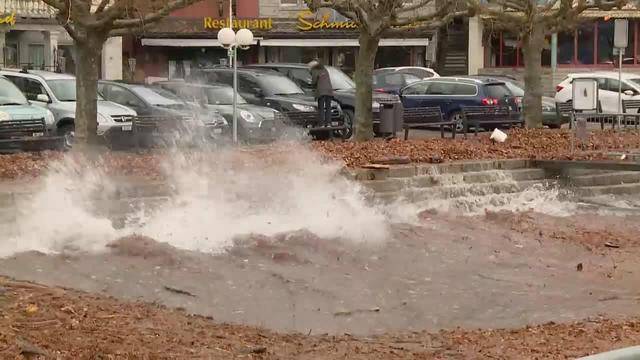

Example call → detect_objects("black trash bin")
379 103 395 134
393 99 404 133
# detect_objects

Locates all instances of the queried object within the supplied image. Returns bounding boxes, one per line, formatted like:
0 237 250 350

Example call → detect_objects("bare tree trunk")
74 39 102 145
521 26 544 128
354 31 379 141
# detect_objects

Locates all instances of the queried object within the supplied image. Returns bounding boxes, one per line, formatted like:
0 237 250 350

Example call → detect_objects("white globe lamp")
217 27 236 47
236 28 254 47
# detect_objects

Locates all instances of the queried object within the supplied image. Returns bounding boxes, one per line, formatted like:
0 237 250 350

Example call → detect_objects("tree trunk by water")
521 26 544 128
353 31 380 141
74 39 102 146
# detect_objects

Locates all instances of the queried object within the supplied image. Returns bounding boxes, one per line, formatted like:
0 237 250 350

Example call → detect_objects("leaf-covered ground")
1 277 639 359
312 128 640 167
0 129 638 180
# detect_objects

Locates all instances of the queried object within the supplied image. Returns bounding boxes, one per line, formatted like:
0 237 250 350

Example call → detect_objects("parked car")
0 76 55 131
555 71 640 113
190 67 346 137
242 63 393 138
97 81 228 141
154 80 280 142
0 69 136 138
372 72 422 95
471 75 564 128
374 66 440 80
399 77 519 132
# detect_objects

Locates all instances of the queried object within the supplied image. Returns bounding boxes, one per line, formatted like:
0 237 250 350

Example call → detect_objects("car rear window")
484 84 511 99
454 83 477 96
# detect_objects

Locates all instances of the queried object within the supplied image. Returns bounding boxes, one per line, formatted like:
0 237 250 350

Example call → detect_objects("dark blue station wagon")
399 77 518 131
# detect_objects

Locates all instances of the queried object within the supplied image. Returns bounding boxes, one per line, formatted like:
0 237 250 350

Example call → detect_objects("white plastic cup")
490 128 507 143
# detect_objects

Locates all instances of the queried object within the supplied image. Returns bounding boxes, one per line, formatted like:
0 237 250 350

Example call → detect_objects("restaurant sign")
0 13 16 26
296 10 356 31
203 18 273 30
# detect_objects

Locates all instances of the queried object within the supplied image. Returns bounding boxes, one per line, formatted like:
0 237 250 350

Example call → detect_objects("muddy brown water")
1 214 638 336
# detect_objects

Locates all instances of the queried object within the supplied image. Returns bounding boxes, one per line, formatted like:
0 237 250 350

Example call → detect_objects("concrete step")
576 183 640 197
370 179 549 204
0 181 174 208
569 171 640 187
361 168 547 193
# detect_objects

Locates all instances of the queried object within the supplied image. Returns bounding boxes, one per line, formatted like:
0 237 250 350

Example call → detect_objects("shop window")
577 24 595 65
3 43 18 67
502 34 518 66
280 47 320 64
598 20 615 64
28 44 45 70
376 47 411 68
557 31 574 65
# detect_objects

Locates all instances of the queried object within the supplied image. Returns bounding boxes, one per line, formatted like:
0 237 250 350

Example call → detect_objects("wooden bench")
461 105 523 138
622 99 640 129
556 101 613 129
275 111 347 140
0 118 67 152
402 107 456 140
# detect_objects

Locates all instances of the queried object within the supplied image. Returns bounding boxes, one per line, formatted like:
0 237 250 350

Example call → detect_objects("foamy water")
0 145 391 257
0 145 626 258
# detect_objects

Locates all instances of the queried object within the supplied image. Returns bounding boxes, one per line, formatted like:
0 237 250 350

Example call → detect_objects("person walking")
309 59 333 126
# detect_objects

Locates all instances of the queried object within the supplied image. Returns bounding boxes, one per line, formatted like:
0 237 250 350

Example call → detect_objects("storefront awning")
141 38 259 47
259 38 429 47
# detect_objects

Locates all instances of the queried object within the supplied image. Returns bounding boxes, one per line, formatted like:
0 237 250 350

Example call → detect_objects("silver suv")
0 69 136 137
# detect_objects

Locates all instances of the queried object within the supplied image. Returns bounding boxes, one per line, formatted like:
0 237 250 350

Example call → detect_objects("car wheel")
58 123 74 137
449 111 464 132
337 109 354 139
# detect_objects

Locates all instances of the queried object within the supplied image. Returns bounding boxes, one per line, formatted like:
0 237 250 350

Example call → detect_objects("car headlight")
292 103 316 112
0 111 10 121
240 110 258 123
372 101 381 110
97 113 111 124
44 110 55 125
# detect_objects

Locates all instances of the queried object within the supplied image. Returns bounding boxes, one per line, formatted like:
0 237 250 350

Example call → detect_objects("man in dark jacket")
309 59 333 126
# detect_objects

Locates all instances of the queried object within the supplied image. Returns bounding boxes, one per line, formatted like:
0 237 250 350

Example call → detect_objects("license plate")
121 125 132 131
32 132 43 137
331 122 339 126
213 128 222 134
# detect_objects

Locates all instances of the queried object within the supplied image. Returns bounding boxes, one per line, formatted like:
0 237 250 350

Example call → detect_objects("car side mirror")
624 90 635 96
36 94 50 103
253 88 264 98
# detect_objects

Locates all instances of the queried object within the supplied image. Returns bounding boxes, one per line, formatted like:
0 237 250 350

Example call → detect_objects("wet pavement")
1 213 638 336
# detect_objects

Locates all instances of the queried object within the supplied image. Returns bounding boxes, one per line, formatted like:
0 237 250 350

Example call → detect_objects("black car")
98 81 228 143
154 80 280 142
243 63 395 138
190 67 346 137
400 77 519 132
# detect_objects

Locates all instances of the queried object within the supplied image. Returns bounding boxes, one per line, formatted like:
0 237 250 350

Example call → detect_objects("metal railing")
1 0 57 18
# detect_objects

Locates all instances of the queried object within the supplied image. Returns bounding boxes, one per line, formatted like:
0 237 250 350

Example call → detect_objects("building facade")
468 10 640 96
126 0 436 82
0 0 121 79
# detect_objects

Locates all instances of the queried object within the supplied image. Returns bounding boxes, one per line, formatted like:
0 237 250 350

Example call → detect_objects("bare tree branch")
111 0 199 29
94 0 112 13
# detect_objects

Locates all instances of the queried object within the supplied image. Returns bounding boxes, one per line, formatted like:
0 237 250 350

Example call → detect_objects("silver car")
0 69 136 137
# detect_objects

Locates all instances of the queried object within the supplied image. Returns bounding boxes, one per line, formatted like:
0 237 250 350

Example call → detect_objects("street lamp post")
217 27 254 144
